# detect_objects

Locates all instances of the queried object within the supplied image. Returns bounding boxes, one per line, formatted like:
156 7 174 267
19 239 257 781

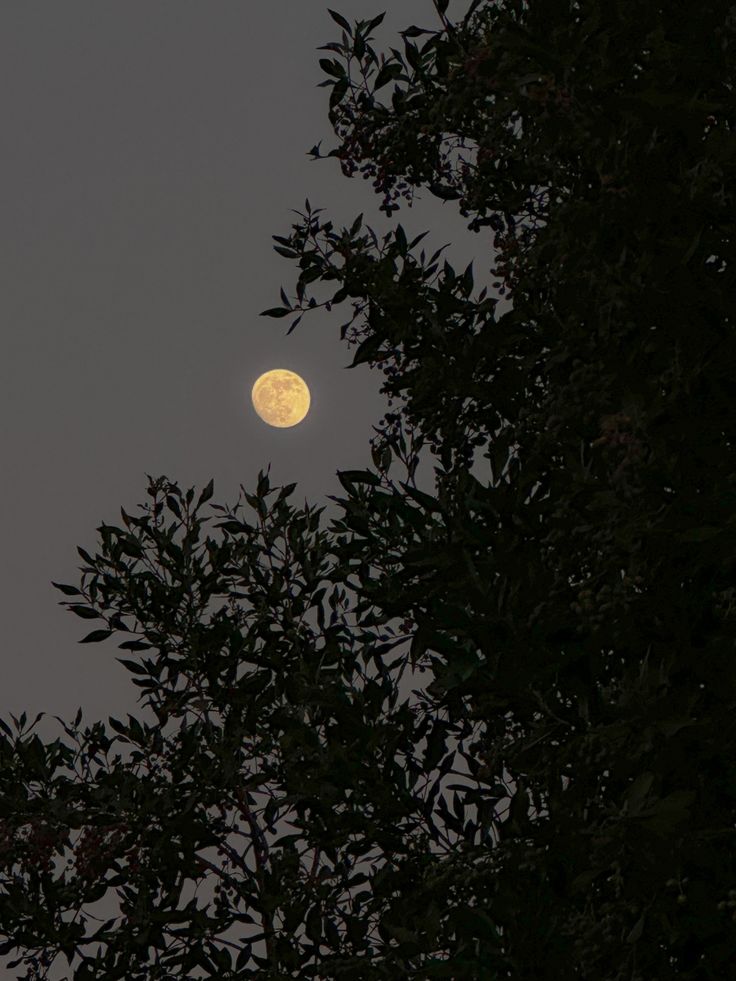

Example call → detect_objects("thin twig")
235 788 274 963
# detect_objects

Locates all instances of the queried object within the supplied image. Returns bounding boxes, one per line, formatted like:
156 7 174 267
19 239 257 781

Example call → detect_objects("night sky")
1 3 511 970
2 0 503 733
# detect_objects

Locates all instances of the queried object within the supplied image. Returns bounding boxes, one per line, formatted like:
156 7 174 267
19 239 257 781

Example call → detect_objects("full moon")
251 369 311 428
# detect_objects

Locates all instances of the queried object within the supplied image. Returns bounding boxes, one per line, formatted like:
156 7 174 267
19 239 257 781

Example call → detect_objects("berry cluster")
0 816 66 875
73 822 129 881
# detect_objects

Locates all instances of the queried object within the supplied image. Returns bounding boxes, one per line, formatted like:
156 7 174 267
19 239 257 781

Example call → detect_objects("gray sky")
2 0 499 731
0 3 516 972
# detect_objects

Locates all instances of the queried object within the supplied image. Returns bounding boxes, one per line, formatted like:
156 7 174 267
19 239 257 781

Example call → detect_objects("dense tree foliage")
1 0 734 977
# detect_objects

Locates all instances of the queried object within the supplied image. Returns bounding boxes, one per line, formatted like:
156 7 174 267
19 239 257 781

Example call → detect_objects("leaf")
51 581 82 596
404 41 422 71
197 478 214 508
657 716 698 738
87 917 118 944
429 182 463 201
127 716 144 743
400 482 442 512
625 771 655 815
508 783 530 829
677 526 719 542
79 629 113 644
626 912 646 944
424 720 447 770
420 959 462 978
382 922 420 945
448 905 502 941
570 869 599 895
682 224 704 263
329 77 349 110
68 605 101 620
374 62 403 90
257 469 271 501
327 8 352 34
9 712 26 732
306 905 322 945
336 469 382 490
236 944 253 971
395 224 407 253
118 639 153 651
408 230 430 250
637 790 697 833
366 12 386 33
400 25 435 39
461 260 474 296
260 307 291 318
324 916 341 947
300 265 323 286
319 58 346 79
347 332 386 368
216 520 246 534
116 658 149 675
276 482 298 503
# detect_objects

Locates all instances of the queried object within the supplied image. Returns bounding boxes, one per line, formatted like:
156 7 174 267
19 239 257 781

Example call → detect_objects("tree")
1 0 735 977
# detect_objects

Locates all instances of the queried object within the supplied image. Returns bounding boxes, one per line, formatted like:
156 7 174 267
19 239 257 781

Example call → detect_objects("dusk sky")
0 3 528 972
2 0 506 736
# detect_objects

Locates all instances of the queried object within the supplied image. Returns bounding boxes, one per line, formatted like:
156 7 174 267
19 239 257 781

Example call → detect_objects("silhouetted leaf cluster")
1 0 735 977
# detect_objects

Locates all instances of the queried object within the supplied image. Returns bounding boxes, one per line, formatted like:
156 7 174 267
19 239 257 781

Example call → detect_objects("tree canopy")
1 0 735 977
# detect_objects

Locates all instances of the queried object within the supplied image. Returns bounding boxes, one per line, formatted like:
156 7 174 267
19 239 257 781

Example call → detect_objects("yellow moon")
251 369 311 428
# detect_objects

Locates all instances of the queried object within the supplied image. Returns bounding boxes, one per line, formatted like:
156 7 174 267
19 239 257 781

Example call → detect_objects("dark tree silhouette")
1 0 735 977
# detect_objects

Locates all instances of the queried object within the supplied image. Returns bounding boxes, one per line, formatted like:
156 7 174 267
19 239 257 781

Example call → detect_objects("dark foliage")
1 1 734 977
